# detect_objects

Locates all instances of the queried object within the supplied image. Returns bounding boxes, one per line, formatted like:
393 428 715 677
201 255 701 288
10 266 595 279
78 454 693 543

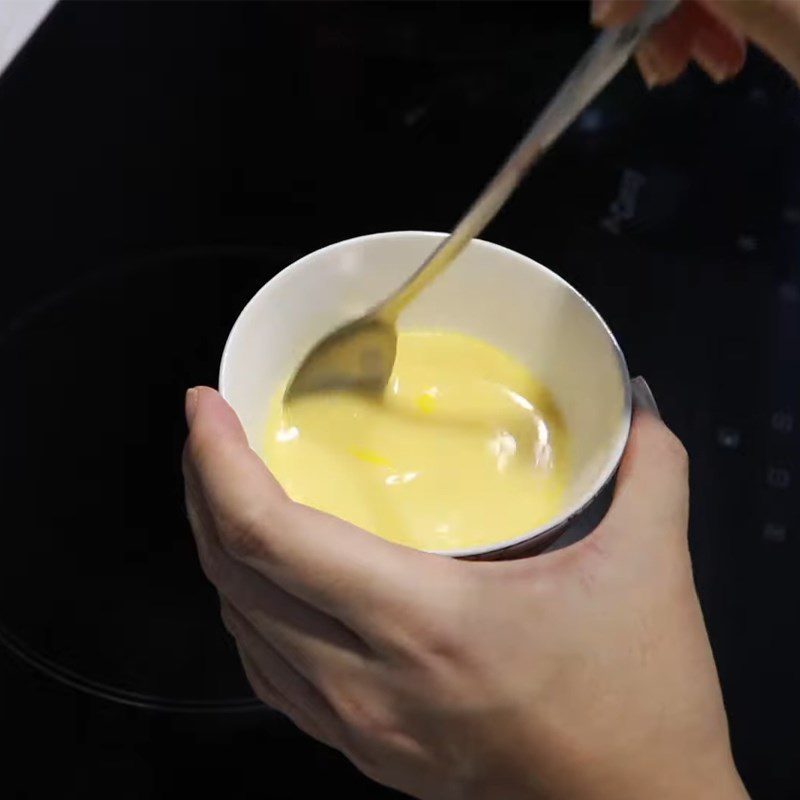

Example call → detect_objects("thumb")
597 378 689 548
183 385 290 529
182 386 439 639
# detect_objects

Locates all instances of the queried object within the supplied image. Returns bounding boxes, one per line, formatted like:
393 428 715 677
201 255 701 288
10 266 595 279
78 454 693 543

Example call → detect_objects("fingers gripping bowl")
219 232 631 559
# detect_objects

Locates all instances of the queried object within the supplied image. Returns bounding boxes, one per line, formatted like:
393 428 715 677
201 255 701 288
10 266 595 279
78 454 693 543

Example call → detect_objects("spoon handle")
380 0 679 320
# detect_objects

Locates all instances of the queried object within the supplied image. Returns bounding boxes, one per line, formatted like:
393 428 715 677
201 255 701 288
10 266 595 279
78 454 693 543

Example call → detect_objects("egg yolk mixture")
263 330 569 551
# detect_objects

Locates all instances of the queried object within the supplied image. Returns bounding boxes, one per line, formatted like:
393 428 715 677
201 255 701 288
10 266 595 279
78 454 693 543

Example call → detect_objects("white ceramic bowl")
219 231 631 559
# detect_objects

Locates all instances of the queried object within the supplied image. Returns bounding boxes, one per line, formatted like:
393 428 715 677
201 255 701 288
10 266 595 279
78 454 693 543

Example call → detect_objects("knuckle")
252 685 271 706
331 691 399 744
219 603 239 638
348 750 385 786
242 667 282 710
414 615 466 668
380 610 471 688
340 709 422 788
198 543 228 587
216 495 294 562
251 681 279 708
184 489 204 533
216 501 270 560
406 573 470 667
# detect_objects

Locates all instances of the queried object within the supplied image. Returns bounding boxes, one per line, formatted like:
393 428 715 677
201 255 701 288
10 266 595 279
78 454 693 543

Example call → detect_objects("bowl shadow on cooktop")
0 245 302 711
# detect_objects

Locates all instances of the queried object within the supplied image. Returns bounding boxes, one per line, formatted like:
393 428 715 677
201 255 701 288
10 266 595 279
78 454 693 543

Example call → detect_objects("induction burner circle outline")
0 244 299 712
0 620 264 713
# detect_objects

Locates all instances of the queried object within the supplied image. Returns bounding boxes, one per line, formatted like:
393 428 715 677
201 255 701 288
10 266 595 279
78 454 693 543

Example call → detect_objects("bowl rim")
219 230 632 559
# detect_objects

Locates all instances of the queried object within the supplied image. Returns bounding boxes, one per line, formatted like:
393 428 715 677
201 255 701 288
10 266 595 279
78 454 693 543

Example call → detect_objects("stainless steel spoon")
285 0 678 400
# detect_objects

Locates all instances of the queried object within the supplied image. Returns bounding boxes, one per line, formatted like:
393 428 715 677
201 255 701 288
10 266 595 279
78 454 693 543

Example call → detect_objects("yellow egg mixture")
264 331 569 551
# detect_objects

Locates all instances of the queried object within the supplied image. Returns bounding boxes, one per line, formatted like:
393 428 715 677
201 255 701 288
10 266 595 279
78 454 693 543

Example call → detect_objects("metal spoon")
285 0 678 400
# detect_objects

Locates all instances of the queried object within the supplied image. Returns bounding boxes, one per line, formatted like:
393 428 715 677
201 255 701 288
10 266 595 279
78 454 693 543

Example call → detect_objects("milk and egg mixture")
264 330 569 551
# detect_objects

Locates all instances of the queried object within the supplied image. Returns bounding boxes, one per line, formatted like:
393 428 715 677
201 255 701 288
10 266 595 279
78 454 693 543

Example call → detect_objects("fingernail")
636 46 664 89
185 387 199 427
591 0 613 25
631 376 661 419
693 48 730 84
692 26 741 85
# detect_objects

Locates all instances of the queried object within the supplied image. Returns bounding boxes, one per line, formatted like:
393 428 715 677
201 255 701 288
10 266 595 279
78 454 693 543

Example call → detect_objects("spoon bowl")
286 314 397 398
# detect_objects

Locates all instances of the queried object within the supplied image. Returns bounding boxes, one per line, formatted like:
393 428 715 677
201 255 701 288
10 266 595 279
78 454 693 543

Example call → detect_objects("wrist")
505 745 749 800
588 754 749 800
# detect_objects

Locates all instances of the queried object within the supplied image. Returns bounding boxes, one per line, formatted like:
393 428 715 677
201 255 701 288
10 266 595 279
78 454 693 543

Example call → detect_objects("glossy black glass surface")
1 2 797 797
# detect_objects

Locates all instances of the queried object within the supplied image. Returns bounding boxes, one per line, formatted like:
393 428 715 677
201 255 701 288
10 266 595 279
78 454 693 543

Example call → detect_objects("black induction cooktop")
1 2 798 798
